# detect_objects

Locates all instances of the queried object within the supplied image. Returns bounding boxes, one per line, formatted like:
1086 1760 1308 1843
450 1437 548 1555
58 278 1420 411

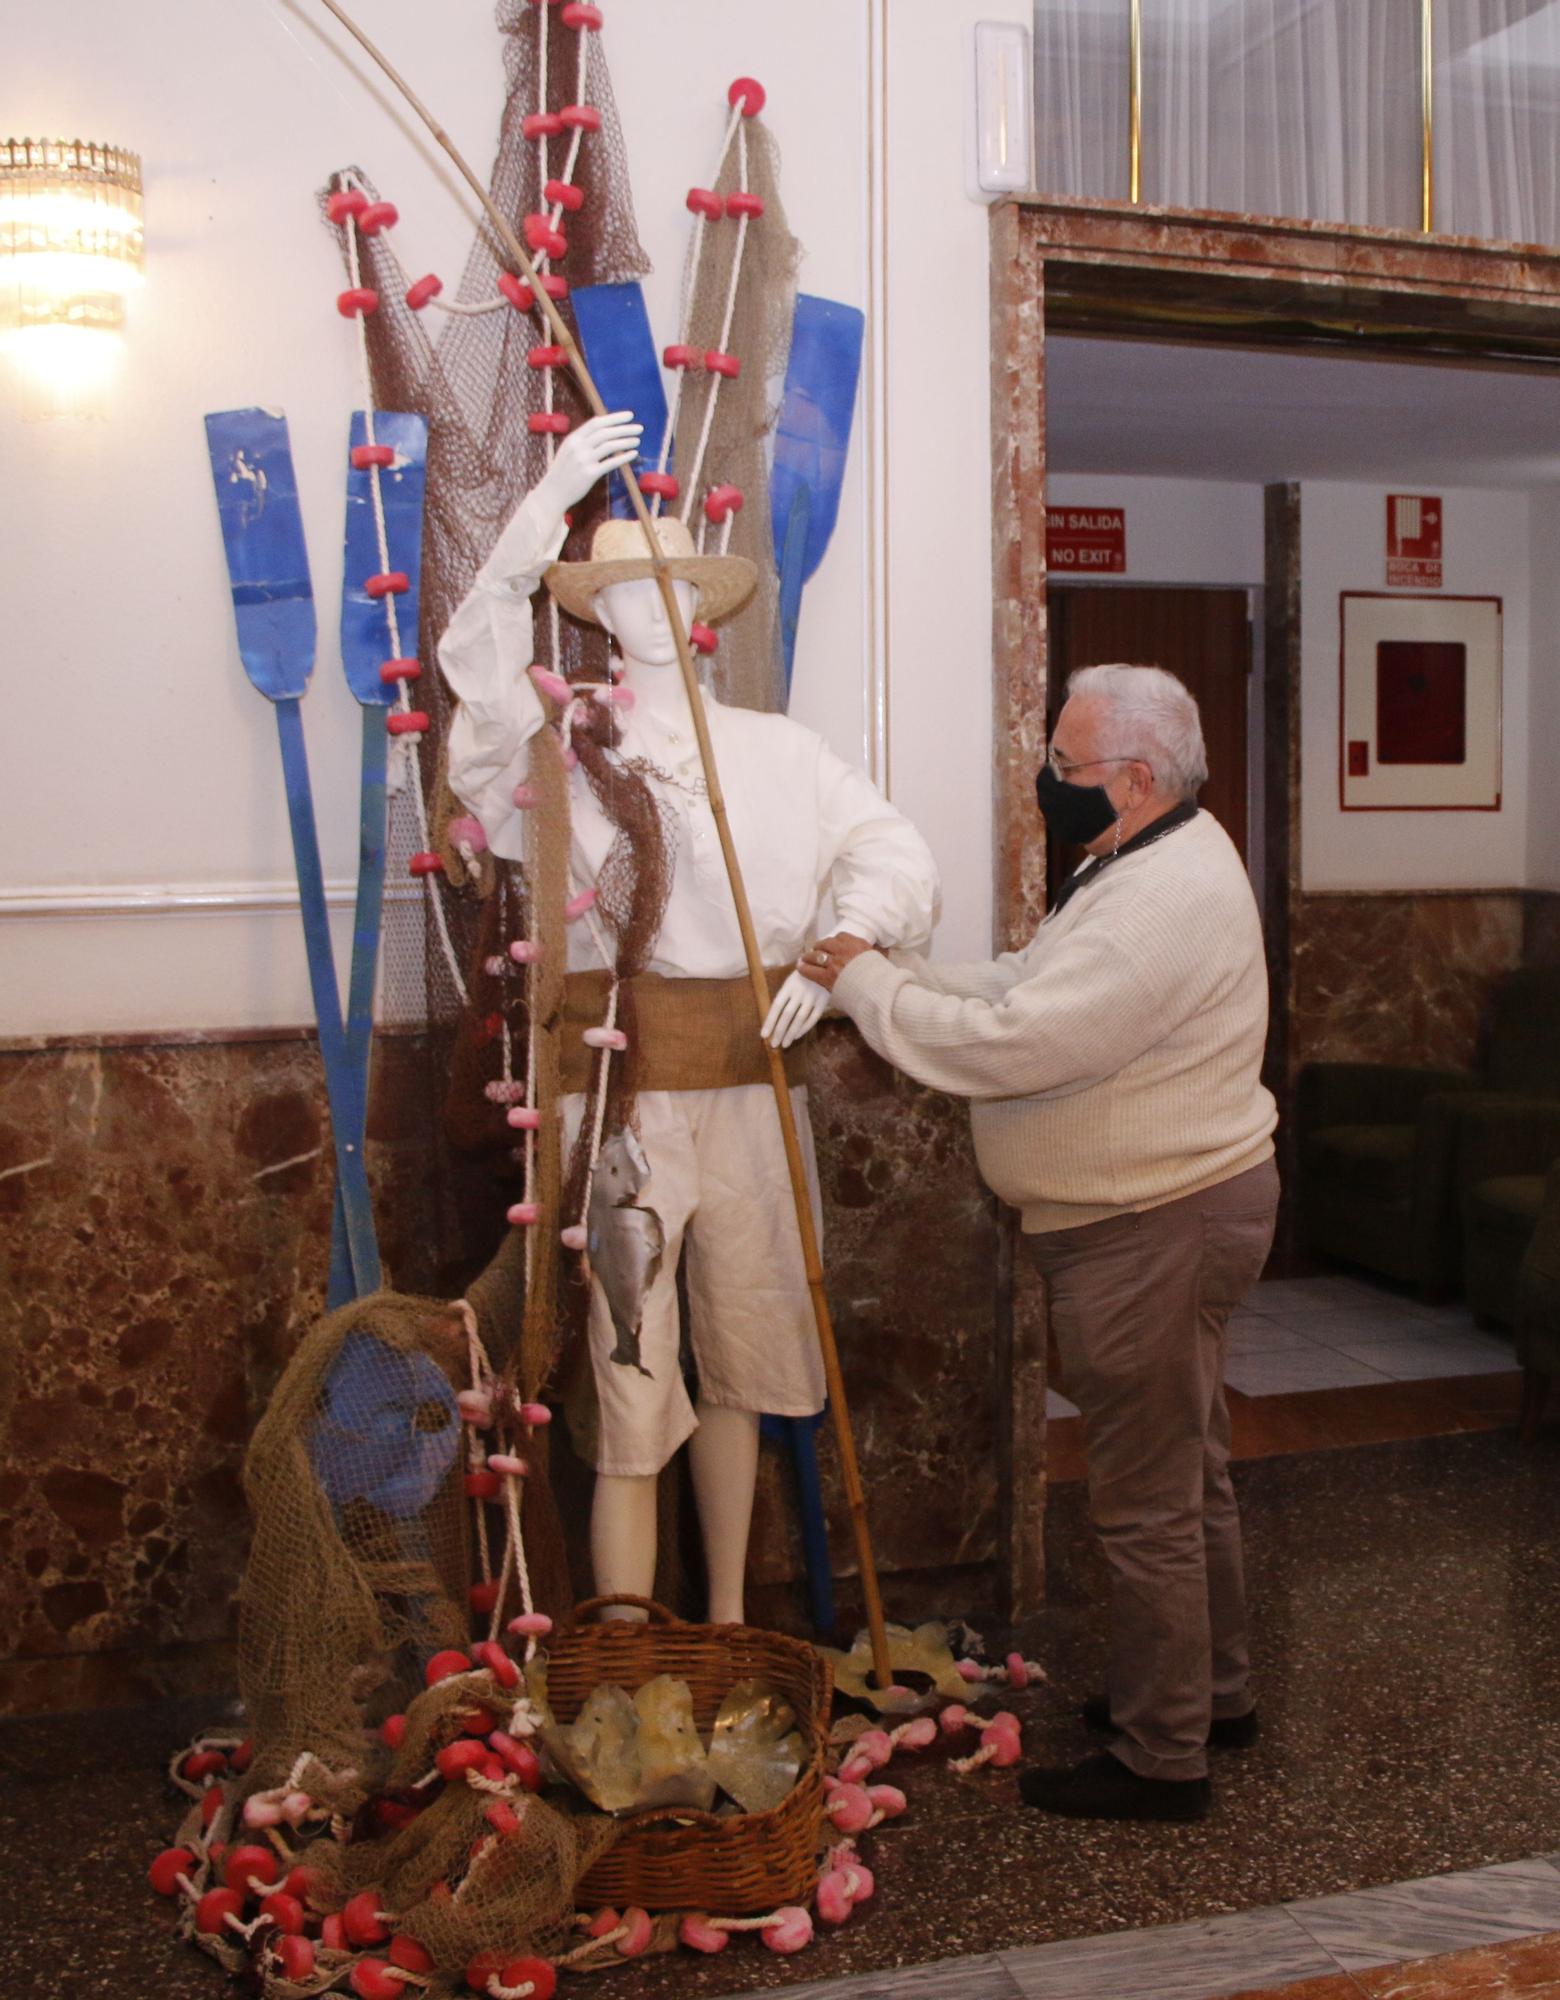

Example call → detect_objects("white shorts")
564 1084 827 1476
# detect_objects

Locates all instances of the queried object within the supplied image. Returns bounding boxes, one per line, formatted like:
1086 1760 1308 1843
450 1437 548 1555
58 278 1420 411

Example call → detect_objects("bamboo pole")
314 0 896 1689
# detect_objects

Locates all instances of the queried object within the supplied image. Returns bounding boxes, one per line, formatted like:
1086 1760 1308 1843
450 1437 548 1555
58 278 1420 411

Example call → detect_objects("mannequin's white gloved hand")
534 410 643 518
761 969 830 1049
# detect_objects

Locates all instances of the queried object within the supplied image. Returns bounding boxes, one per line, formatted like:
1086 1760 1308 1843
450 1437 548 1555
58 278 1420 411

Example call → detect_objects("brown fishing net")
672 115 800 715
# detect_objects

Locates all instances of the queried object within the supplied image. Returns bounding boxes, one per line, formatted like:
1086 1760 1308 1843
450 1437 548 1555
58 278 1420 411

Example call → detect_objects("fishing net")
670 112 800 715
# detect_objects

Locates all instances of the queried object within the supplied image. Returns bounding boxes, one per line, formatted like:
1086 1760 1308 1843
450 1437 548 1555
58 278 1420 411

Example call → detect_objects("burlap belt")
560 968 807 1093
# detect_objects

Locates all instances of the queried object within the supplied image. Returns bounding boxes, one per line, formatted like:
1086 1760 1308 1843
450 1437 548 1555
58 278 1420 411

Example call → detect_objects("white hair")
1065 662 1208 800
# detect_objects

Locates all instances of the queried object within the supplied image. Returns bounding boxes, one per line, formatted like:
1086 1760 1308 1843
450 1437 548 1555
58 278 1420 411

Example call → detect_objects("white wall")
1299 481 1531 891
1044 473 1264 586
2 0 1023 1036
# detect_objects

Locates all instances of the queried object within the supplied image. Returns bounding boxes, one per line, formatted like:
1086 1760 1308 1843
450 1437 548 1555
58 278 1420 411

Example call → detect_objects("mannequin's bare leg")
591 1473 657 1621
689 1403 760 1624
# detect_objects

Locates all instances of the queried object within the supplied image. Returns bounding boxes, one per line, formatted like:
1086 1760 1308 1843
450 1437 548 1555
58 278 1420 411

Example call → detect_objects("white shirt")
438 495 940 978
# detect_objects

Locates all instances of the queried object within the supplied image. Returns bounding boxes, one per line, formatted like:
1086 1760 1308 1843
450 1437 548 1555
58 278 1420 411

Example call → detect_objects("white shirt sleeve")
813 739 941 952
437 493 570 864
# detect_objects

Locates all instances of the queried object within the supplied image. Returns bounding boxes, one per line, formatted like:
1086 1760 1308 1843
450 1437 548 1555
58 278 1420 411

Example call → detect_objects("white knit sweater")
831 809 1277 1233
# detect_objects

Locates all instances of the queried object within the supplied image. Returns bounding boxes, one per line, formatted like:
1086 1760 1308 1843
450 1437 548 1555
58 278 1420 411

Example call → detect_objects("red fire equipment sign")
1386 493 1442 588
1047 505 1126 573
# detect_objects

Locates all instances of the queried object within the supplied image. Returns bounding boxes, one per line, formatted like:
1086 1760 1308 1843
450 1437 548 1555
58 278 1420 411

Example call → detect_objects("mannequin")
439 414 938 1623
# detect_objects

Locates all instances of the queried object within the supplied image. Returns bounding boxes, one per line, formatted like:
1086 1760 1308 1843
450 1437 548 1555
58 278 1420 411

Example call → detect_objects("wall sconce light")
1 137 143 330
1 137 143 415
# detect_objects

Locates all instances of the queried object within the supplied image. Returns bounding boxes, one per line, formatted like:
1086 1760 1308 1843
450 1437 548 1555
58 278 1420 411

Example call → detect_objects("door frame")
987 197 1560 1626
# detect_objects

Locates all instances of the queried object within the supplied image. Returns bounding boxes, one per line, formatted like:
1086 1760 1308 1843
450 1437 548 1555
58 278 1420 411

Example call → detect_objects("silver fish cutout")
587 1129 663 1377
706 1679 804 1814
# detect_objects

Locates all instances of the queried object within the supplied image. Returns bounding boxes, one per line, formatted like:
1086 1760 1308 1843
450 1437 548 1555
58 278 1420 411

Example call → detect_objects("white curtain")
1437 1 1560 245
1033 1 1419 224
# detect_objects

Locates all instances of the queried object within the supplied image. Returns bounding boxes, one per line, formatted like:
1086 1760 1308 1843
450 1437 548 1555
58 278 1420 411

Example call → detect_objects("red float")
729 75 767 116
351 1959 403 2000
469 1577 501 1614
425 1648 473 1686
276 1936 316 1981
522 112 563 140
326 188 368 224
539 271 569 300
686 186 723 220
662 343 700 370
342 1889 390 1946
558 103 601 131
498 272 535 312
704 484 744 523
195 1888 243 1937
364 571 409 597
704 349 740 378
527 411 571 435
561 1 603 26
408 851 443 875
725 190 765 220
545 178 584 211
390 1936 435 1973
259 1892 306 1936
224 1843 280 1894
379 1713 407 1749
690 623 719 655
148 1847 194 1897
527 344 566 368
351 443 395 470
336 287 379 318
379 658 420 683
464 1468 501 1499
405 273 443 309
638 471 679 501
357 201 399 235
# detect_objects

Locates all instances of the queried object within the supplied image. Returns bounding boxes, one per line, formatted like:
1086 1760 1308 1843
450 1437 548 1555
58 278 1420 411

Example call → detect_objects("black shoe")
1081 1694 1259 1750
1018 1751 1210 1822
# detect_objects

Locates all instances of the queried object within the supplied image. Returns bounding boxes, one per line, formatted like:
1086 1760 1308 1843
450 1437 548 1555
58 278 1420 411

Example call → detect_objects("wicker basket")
549 1596 832 1915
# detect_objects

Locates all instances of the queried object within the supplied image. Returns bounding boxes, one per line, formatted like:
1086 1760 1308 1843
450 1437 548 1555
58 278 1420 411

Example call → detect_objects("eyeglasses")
1046 746 1143 779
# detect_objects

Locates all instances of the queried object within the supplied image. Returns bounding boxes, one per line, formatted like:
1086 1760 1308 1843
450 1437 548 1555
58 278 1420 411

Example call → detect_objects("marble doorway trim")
985 195 1560 1617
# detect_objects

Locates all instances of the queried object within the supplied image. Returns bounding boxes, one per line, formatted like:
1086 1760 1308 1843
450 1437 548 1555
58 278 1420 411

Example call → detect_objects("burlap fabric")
560 968 807 1093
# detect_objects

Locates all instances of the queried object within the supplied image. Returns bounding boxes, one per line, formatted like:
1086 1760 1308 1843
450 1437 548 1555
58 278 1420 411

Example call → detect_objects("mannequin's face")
593 573 699 668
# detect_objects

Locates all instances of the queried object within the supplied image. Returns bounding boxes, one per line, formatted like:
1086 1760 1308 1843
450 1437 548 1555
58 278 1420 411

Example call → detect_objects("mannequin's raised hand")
761 969 830 1049
535 410 643 518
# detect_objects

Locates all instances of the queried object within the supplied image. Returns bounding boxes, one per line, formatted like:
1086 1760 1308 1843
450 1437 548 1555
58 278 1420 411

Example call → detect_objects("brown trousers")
1026 1156 1279 1781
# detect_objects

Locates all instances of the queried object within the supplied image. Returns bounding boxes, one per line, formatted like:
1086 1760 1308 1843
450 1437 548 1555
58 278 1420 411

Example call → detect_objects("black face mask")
1035 761 1120 847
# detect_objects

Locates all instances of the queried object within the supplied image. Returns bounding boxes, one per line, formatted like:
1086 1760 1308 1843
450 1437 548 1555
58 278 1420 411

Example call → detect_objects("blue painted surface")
205 406 381 1304
204 408 316 701
571 282 673 518
311 1330 460 1518
340 410 428 706
761 1408 836 1634
770 296 864 587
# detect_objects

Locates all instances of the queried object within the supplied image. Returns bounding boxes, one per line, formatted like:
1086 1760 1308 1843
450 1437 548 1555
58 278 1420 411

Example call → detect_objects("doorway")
1047 584 1252 903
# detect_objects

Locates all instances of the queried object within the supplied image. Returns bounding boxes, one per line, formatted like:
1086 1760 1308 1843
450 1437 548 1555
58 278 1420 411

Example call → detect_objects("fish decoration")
587 1129 663 1377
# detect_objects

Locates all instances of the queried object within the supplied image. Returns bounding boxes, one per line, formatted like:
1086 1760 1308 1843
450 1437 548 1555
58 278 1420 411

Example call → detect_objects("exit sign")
1047 505 1126 573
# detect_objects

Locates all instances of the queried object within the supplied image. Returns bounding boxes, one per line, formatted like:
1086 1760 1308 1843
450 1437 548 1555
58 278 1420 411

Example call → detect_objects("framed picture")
1338 592 1502 811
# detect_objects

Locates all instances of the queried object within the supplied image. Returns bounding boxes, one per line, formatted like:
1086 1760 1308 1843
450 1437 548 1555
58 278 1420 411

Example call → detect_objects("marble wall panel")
1289 891 1527 1072
747 1022 1002 1604
0 1033 443 1715
0 1019 1003 1710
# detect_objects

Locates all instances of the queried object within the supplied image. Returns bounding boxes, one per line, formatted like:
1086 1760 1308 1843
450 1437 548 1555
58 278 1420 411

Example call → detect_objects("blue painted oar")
570 281 673 516
204 407 380 1304
770 295 865 696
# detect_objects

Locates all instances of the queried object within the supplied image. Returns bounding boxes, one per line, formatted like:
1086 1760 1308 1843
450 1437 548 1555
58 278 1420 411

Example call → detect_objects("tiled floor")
1046 1273 1519 1422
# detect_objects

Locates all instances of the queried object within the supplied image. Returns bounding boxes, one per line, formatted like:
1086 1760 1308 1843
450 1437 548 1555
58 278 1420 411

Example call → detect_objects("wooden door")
1047 585 1252 900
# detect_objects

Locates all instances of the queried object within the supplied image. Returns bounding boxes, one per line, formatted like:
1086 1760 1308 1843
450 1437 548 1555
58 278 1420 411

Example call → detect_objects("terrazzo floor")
5 1412 1558 2000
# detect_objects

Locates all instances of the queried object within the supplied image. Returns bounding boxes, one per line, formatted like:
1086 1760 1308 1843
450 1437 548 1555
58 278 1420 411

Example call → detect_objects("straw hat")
545 514 757 627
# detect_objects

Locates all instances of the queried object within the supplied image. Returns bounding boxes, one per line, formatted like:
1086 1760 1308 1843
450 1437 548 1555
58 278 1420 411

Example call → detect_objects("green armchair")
1456 1100 1560 1328
1298 966 1560 1298
1514 1161 1560 1440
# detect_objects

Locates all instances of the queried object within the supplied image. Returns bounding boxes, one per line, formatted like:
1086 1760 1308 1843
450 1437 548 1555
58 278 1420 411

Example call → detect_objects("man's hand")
796 932 875 994
536 411 643 516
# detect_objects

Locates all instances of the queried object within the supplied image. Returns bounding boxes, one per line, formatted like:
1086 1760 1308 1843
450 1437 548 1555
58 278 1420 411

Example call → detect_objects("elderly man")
793 663 1277 1822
